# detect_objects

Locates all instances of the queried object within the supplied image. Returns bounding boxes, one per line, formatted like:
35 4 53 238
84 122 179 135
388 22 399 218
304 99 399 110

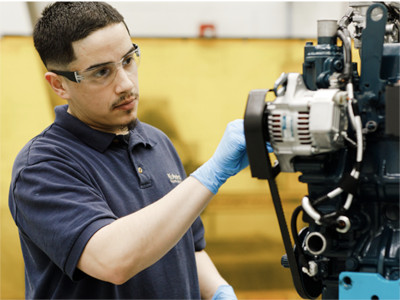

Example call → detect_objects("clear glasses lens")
79 49 140 85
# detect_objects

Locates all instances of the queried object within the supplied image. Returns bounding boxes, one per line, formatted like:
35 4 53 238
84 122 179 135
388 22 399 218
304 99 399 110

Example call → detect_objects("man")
8 2 249 299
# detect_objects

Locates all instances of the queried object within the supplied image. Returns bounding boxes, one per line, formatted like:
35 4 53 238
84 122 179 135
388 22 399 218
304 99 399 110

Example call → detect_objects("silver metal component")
329 72 342 89
305 232 328 256
338 7 355 29
386 23 399 43
349 2 400 47
336 216 352 233
74 73 84 83
302 196 321 223
349 2 374 48
370 5 384 22
273 72 288 97
302 261 319 277
365 120 378 132
342 131 357 147
267 73 348 172
318 20 338 38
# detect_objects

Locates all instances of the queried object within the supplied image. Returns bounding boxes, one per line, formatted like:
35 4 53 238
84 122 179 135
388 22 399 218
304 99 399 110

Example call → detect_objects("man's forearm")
77 120 248 285
77 176 213 284
195 250 228 299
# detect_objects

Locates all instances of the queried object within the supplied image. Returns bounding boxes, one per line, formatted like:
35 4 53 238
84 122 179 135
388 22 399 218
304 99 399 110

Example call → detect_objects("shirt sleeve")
191 216 206 251
11 159 117 280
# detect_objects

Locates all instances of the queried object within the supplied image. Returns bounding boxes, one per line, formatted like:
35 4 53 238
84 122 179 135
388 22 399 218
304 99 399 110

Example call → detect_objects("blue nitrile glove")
211 285 237 300
267 142 273 153
191 119 248 194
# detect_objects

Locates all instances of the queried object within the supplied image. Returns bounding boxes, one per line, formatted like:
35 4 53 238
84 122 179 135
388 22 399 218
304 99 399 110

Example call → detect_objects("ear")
45 72 71 99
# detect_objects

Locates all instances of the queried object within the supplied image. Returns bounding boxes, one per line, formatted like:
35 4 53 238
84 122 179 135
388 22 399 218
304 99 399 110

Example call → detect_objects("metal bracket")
339 272 400 299
359 3 387 97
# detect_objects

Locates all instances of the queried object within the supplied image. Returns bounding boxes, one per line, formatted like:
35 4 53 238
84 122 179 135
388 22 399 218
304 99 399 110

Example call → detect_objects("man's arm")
195 250 228 299
78 176 213 284
77 120 248 285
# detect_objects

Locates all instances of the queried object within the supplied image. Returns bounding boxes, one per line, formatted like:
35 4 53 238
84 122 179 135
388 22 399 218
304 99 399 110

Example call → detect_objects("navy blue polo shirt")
9 105 205 299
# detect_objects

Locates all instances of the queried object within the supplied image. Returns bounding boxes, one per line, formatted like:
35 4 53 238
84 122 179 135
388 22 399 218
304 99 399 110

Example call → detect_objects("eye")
91 66 112 78
122 54 135 67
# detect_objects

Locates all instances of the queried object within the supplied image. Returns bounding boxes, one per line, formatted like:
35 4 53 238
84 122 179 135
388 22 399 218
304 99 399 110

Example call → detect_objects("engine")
244 2 399 299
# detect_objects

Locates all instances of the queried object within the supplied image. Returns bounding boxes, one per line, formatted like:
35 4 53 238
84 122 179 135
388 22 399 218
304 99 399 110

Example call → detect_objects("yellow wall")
1 37 54 298
1 36 311 298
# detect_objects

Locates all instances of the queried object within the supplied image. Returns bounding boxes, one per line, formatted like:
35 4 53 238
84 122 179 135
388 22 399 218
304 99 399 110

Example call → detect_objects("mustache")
111 92 139 109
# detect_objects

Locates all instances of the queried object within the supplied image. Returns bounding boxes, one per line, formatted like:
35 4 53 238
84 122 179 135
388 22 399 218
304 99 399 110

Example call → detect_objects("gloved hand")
191 119 248 194
211 285 237 300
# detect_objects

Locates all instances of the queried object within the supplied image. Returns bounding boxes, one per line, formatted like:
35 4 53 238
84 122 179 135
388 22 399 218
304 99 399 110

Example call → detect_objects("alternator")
267 73 348 172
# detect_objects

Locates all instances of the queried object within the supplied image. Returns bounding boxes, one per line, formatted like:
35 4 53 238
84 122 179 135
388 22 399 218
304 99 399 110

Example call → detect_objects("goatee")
127 119 138 131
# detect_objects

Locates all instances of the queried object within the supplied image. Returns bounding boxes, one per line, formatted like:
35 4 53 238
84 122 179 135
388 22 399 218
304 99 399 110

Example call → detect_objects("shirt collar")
54 105 154 152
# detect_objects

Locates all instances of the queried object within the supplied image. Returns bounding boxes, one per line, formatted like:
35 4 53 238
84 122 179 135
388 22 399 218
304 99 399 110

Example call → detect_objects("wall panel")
1 36 314 298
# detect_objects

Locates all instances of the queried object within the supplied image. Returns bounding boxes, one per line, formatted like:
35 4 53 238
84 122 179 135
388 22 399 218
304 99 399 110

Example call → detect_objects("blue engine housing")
294 3 399 299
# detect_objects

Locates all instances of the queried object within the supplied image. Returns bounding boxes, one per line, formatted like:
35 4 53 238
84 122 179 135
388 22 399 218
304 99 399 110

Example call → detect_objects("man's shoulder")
139 121 165 135
13 123 77 167
138 121 171 142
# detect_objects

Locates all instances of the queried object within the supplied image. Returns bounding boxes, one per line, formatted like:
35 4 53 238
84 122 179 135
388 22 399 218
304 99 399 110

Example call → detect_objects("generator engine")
244 2 399 299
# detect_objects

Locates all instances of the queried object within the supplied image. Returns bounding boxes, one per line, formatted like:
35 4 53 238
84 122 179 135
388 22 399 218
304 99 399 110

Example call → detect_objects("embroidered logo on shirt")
167 173 182 184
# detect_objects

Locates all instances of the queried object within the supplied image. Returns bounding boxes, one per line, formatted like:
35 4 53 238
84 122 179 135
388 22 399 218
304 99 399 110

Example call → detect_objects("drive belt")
244 89 319 299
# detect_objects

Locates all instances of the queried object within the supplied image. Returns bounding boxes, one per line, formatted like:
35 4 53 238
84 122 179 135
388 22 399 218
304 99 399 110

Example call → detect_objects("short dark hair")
33 2 130 68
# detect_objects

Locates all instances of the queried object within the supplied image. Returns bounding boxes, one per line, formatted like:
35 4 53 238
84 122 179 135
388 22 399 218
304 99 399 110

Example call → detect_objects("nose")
114 65 135 94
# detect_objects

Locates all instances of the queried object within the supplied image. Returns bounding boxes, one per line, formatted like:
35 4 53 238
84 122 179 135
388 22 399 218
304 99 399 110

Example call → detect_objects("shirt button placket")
129 144 152 188
132 158 151 188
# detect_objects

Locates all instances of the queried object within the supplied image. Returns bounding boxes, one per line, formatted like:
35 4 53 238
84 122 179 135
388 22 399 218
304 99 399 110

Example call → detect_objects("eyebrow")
84 45 136 71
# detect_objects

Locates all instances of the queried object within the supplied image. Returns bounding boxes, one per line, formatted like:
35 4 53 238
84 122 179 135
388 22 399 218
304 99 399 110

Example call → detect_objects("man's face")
61 22 139 134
